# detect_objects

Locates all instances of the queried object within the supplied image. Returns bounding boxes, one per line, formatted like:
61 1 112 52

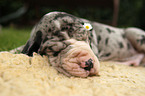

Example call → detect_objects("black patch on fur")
90 28 93 31
61 27 68 31
67 23 73 27
90 31 93 37
43 37 48 43
106 28 115 33
98 49 101 53
89 37 92 48
53 51 60 57
48 46 53 51
62 19 68 23
54 31 60 36
22 31 42 56
39 22 42 24
48 28 52 32
21 40 31 54
39 47 47 55
89 31 93 43
97 35 101 44
105 38 109 45
127 43 131 49
137 35 145 45
119 42 124 48
105 53 111 56
106 28 112 33
122 34 126 38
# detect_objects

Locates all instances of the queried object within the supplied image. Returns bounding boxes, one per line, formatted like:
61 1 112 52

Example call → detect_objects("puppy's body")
12 12 145 77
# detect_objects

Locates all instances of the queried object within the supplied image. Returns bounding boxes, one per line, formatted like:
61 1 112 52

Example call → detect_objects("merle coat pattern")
15 12 145 77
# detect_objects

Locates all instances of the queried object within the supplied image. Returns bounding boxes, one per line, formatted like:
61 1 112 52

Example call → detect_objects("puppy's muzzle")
59 39 100 77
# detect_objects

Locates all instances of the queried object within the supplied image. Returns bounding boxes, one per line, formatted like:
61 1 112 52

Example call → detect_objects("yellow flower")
83 23 93 31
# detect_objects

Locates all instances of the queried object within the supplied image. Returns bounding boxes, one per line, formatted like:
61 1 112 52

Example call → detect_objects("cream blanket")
0 52 145 96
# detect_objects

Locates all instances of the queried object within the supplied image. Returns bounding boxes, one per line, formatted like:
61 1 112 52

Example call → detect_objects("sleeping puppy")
20 12 145 77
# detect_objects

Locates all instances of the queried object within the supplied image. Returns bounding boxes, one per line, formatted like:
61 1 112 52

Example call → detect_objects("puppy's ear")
21 31 42 56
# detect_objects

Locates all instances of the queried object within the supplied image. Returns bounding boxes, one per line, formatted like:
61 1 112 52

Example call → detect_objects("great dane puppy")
15 12 145 77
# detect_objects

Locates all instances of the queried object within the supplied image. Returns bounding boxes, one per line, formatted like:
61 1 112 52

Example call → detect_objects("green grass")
0 27 31 51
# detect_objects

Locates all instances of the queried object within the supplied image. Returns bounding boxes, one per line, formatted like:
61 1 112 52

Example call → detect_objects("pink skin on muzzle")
61 39 100 77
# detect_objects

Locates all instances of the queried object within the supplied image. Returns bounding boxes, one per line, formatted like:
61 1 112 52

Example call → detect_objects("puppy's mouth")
61 40 100 77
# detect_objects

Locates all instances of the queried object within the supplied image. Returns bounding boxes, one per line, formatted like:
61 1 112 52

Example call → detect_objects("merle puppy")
18 12 145 77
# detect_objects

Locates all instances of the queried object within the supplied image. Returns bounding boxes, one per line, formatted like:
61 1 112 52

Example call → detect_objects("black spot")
106 28 112 33
106 28 115 33
84 59 93 71
90 32 93 37
43 37 48 43
122 34 126 38
98 49 101 53
89 37 92 48
81 22 84 25
39 22 42 24
54 31 60 35
39 47 47 55
62 19 68 23
22 31 42 56
105 38 109 45
34 31 42 41
97 35 101 44
119 42 124 48
48 28 52 32
53 51 60 56
127 43 131 49
105 53 111 56
51 37 54 39
49 20 52 23
99 30 102 32
69 27 74 32
68 23 73 27
61 27 68 31
137 35 145 45
90 28 93 31
21 40 31 54
48 46 53 51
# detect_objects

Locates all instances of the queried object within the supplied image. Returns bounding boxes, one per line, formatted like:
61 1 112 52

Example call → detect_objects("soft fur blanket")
0 52 145 96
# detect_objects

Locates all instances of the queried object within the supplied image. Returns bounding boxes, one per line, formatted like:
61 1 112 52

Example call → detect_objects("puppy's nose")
84 58 93 71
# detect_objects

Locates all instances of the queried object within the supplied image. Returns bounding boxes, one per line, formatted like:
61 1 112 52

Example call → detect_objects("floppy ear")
21 31 42 56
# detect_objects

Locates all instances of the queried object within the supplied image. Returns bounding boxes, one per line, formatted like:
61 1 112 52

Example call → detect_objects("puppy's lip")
81 68 100 77
89 68 100 76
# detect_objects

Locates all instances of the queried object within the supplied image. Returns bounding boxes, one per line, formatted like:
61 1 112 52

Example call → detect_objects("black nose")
84 58 93 71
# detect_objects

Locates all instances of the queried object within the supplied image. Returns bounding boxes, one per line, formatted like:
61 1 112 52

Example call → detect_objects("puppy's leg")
125 27 145 53
124 27 145 66
115 53 144 66
9 45 25 54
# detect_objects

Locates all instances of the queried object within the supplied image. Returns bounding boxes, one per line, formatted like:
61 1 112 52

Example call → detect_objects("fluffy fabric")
0 52 145 96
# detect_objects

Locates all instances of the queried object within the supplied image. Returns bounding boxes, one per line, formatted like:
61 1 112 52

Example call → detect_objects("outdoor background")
0 0 145 51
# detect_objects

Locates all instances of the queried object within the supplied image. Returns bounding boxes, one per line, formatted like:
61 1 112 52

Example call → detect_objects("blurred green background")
0 0 145 51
